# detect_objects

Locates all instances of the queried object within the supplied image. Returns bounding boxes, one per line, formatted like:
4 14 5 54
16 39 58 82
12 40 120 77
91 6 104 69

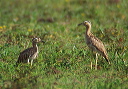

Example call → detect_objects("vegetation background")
0 0 128 89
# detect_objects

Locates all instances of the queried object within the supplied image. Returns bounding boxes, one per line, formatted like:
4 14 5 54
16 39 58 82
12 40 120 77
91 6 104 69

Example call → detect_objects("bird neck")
32 42 38 49
85 25 91 35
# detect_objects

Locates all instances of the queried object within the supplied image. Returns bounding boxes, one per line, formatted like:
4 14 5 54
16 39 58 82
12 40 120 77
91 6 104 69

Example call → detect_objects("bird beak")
78 23 83 26
41 40 45 43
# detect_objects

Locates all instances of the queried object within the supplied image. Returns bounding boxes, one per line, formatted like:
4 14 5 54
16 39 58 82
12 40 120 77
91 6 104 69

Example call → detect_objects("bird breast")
31 52 38 59
85 34 100 52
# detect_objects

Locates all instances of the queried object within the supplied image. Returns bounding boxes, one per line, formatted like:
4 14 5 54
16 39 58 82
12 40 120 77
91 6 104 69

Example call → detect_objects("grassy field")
0 0 128 89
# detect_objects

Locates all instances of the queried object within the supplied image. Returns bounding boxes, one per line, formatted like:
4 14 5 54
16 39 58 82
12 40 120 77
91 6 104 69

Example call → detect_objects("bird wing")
17 47 35 63
89 35 110 63
89 34 107 56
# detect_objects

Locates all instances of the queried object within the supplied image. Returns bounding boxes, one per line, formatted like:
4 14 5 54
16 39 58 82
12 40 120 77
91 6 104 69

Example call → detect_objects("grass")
0 0 128 89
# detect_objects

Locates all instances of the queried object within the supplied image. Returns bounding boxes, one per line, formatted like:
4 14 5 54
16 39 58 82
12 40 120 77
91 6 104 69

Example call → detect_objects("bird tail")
15 59 20 67
14 61 19 67
104 54 110 64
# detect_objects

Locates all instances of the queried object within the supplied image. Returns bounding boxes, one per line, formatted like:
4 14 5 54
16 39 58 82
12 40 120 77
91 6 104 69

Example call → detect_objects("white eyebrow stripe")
84 21 88 23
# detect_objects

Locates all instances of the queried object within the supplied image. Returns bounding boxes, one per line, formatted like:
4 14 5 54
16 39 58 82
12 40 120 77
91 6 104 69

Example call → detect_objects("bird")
78 21 110 70
16 37 44 66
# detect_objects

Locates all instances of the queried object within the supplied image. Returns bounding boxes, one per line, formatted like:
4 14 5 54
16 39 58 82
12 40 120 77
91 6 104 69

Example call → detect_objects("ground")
0 0 128 89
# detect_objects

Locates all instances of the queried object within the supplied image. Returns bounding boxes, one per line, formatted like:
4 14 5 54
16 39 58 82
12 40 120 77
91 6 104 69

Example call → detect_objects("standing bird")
78 21 110 70
16 38 43 66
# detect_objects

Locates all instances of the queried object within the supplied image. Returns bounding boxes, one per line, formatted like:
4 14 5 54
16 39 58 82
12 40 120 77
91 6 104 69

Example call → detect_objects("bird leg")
28 59 30 64
90 51 93 70
31 59 33 66
91 61 92 70
95 53 98 70
90 51 95 70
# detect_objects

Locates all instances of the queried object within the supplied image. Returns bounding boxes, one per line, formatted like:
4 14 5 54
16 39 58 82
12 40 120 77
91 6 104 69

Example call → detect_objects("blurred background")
0 0 128 89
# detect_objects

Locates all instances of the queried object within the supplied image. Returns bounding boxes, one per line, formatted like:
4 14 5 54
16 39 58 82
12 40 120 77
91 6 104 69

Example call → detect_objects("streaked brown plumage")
78 21 110 69
16 38 43 66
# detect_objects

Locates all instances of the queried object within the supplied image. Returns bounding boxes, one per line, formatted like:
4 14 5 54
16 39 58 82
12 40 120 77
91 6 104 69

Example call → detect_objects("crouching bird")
78 21 110 70
16 37 44 66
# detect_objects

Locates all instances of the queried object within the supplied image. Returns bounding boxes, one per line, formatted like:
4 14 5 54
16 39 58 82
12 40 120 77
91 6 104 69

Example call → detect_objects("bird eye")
84 21 87 23
88 21 91 24
32 38 38 41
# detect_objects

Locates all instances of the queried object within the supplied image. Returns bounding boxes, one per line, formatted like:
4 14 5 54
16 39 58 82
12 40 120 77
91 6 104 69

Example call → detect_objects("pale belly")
31 52 38 59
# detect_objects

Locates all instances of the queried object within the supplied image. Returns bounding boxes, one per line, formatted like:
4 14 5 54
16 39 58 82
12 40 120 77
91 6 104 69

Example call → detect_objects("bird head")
32 38 45 43
78 21 91 28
